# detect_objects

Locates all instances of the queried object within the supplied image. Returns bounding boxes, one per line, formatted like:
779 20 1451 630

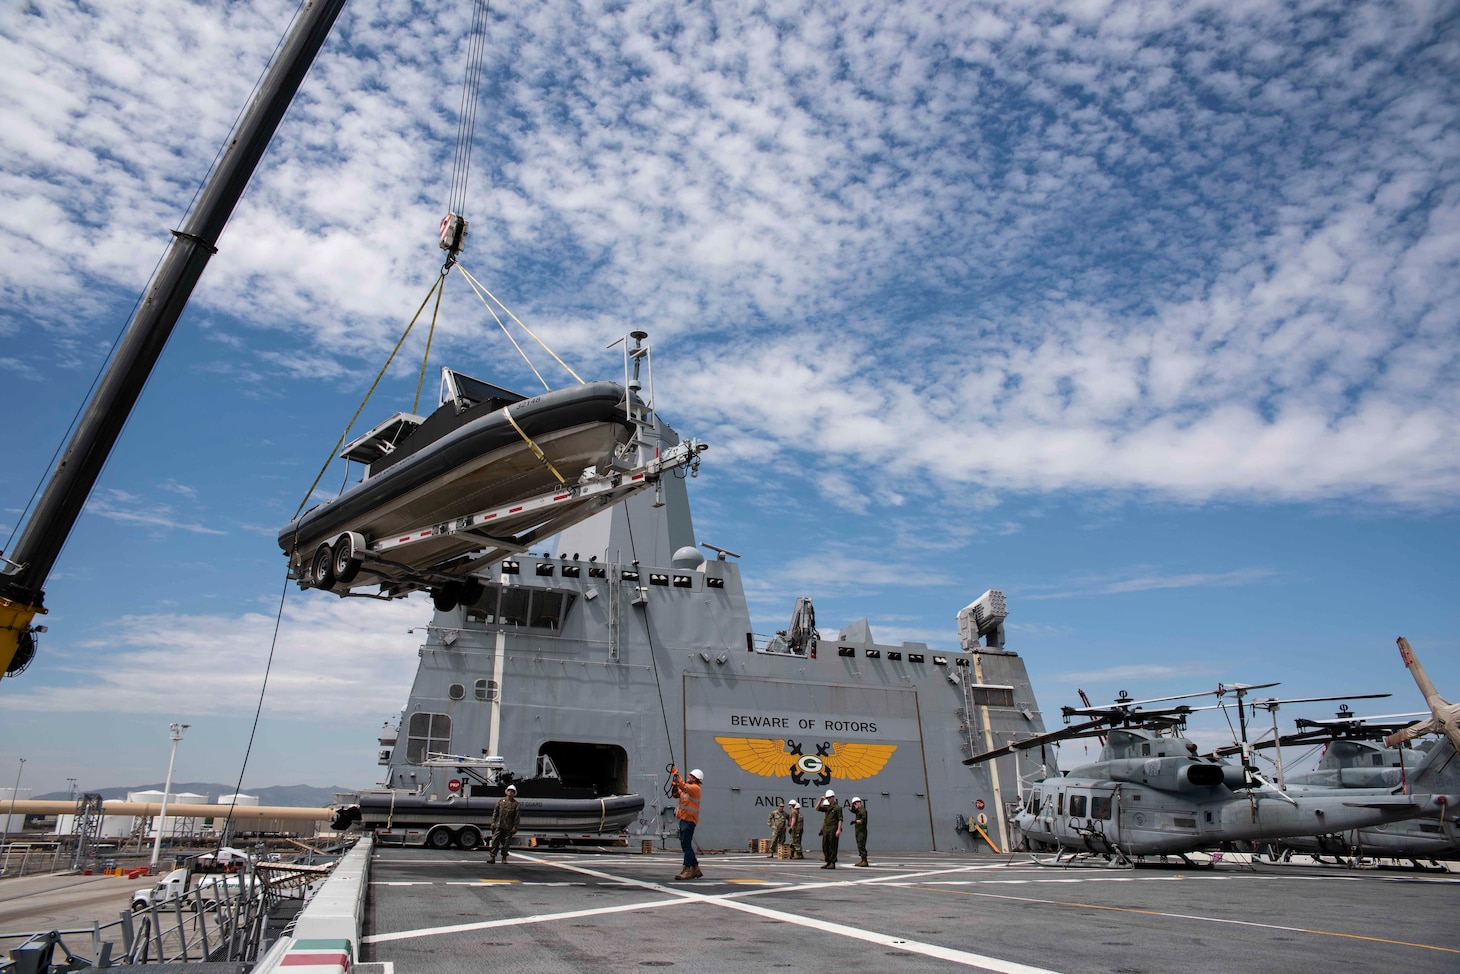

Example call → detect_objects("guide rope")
215 567 291 853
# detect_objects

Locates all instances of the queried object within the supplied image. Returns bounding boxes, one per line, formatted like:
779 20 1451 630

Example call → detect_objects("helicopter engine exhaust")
1185 764 1225 788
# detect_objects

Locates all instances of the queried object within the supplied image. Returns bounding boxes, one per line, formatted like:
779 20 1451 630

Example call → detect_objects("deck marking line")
511 854 1065 974
362 896 695 944
908 885 1460 955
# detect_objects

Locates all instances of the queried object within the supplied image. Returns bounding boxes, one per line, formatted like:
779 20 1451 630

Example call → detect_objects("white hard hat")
787 800 798 808
852 796 862 803
825 789 836 797
505 784 517 793
689 768 704 782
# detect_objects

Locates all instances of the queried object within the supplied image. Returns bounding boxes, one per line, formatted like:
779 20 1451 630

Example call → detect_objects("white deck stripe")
510 855 1064 974
365 854 1067 971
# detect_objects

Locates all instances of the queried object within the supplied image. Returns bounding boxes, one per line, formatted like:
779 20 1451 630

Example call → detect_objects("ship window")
474 679 498 701
405 712 452 763
499 588 530 626
620 569 639 581
969 687 1016 707
673 575 693 588
865 649 881 658
448 683 465 701
955 657 970 667
562 564 581 578
536 563 555 576
650 573 669 586
1092 796 1112 820
887 652 902 661
908 654 925 663
501 561 520 574
933 656 948 666
837 647 855 658
706 577 724 588
589 566 607 578
464 585 500 623
1068 794 1087 818
530 590 570 629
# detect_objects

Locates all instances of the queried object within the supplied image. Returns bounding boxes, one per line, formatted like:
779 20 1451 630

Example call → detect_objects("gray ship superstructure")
370 418 1048 852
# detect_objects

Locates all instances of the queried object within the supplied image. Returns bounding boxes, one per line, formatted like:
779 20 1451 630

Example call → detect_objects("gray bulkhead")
380 420 1047 851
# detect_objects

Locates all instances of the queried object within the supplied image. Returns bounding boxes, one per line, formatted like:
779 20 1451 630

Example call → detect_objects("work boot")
794 852 804 859
828 862 836 869
819 863 831 869
855 858 869 867
691 866 703 879
488 856 496 864
673 867 692 881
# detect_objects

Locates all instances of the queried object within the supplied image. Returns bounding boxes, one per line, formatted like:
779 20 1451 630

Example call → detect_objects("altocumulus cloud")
6 596 424 718
2 0 1457 504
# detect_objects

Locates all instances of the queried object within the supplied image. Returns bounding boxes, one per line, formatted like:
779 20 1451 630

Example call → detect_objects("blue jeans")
678 819 698 867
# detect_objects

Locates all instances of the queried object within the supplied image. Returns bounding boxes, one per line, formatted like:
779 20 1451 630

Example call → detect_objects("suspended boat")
278 368 636 607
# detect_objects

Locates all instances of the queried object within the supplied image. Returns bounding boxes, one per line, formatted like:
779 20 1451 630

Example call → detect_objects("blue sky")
1 0 1457 797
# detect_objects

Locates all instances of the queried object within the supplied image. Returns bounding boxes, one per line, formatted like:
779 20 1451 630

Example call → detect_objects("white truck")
130 867 245 912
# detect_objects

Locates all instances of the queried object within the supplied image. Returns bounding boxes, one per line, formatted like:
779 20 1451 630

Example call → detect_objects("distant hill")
33 782 349 807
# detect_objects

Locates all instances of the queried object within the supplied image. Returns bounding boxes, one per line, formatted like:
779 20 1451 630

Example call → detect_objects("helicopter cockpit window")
1068 794 1087 818
1091 796 1112 820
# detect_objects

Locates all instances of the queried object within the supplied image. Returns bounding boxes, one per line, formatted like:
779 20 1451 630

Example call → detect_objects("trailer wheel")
458 579 484 607
311 543 336 589
431 585 459 613
456 827 482 851
426 827 455 850
332 534 362 585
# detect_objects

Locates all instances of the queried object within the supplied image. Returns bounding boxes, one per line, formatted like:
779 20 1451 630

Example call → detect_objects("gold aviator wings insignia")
714 736 792 777
825 742 897 780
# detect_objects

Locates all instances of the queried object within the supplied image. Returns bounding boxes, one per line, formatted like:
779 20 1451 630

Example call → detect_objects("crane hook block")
439 213 469 256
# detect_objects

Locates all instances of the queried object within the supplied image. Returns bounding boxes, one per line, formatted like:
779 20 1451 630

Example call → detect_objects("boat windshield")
441 369 525 411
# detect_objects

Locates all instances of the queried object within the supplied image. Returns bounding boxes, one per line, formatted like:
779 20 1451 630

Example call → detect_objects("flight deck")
359 847 1460 974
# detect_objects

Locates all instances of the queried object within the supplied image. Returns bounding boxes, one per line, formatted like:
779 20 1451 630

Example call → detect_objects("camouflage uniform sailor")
817 789 843 869
488 785 520 863
766 805 788 857
851 797 870 866
786 800 805 859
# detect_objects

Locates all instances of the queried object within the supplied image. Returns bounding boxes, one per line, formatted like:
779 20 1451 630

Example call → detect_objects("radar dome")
671 546 705 569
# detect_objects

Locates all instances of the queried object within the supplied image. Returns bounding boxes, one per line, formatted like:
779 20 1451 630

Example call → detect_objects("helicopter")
1233 640 1460 865
965 682 1459 864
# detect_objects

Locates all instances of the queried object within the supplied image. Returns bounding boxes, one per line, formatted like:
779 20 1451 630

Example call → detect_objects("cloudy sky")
2 0 1457 796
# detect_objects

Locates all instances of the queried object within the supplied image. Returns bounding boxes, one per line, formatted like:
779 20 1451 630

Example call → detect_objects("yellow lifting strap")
972 823 1002 854
292 271 449 522
503 405 566 485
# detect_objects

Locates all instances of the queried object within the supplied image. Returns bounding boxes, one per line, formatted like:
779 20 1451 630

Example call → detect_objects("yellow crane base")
0 597 45 678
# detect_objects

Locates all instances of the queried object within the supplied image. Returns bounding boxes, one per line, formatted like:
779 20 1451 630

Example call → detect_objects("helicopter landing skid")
1024 849 1133 869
